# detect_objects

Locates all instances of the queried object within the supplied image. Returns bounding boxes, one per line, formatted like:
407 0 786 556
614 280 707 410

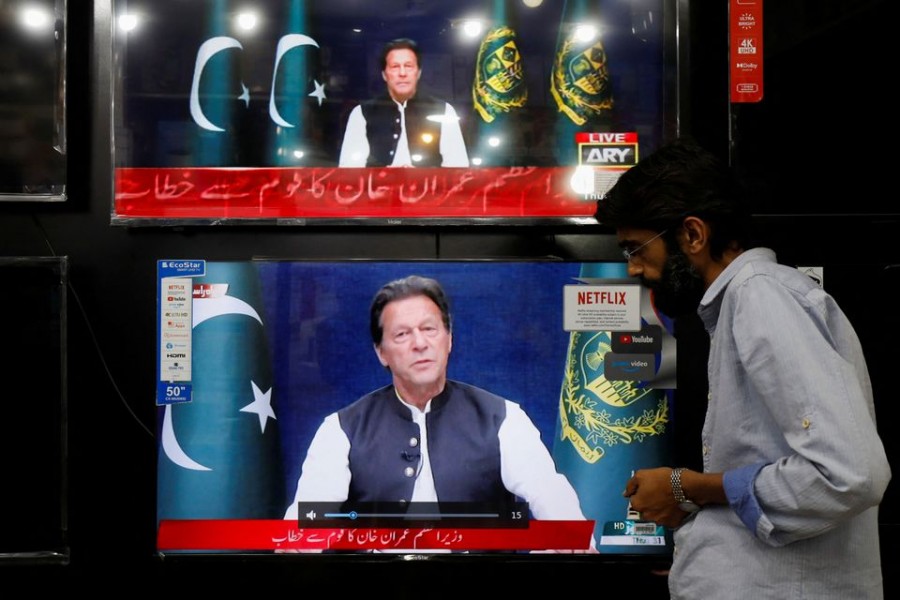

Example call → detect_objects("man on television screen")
337 38 469 168
284 275 589 543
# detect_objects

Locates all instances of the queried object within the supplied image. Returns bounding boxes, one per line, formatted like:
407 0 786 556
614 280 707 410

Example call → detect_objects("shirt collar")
697 247 776 330
394 386 432 415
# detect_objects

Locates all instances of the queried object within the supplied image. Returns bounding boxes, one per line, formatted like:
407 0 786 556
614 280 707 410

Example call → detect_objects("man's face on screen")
382 48 421 103
375 294 452 402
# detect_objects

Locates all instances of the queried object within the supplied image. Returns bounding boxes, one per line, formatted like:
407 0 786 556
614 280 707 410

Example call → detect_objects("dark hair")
370 275 451 345
594 137 754 260
380 38 421 71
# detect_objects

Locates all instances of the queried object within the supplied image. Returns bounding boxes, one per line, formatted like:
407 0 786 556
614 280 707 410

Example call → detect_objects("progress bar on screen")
295 501 529 529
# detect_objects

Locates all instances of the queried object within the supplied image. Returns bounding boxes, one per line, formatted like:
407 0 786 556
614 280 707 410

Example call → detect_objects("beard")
642 248 706 318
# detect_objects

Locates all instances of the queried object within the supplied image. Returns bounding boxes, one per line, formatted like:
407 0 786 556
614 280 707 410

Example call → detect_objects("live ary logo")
575 132 639 167
580 144 636 166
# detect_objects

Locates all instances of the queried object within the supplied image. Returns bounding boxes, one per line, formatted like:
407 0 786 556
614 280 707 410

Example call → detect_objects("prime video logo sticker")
604 353 657 382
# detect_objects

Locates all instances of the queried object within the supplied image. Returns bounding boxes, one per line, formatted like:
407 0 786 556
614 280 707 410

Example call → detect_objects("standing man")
596 138 891 598
284 275 590 544
338 38 469 167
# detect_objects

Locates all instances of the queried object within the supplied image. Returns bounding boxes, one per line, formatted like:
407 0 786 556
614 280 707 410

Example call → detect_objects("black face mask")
641 245 706 319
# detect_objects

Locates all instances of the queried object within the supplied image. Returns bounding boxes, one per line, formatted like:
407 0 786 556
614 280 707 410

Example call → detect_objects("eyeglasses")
622 229 668 262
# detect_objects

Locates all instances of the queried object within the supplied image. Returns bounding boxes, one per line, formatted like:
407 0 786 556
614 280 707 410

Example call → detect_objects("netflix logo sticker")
563 284 641 332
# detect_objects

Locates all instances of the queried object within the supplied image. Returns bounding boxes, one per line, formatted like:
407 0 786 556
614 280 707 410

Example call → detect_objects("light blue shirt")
670 248 891 599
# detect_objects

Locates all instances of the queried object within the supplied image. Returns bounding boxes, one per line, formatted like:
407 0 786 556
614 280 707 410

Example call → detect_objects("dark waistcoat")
338 380 515 505
360 94 444 167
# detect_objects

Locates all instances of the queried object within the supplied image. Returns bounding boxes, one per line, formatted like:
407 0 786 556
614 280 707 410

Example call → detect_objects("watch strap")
671 467 689 503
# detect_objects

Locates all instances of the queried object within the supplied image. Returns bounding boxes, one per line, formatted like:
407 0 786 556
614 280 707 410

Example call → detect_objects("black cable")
31 214 153 438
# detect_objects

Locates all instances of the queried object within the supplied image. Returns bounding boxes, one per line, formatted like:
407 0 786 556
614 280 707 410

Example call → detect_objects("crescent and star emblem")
190 34 324 132
161 294 274 471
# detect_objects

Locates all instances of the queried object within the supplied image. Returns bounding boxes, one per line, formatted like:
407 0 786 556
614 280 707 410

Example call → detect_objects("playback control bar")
295 501 530 529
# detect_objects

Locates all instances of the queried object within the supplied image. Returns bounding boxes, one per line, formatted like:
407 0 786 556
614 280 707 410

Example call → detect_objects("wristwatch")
671 467 701 513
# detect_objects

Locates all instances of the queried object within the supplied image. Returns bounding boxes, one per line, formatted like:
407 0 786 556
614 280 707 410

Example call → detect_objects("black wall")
1 1 895 596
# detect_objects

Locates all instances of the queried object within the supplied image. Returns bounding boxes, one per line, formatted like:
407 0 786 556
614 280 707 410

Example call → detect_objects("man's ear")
374 343 389 367
680 216 708 256
382 70 387 82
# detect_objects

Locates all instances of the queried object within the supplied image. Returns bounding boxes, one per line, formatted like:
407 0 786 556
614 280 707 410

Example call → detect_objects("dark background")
1 1 895 596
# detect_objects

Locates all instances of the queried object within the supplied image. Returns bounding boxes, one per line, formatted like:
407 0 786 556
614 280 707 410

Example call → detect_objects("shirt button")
702 445 710 455
409 437 418 447
393 133 399 139
398 499 407 505
802 418 811 429
404 467 415 478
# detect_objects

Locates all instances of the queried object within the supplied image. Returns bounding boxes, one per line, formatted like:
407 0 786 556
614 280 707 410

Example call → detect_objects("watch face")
678 501 701 513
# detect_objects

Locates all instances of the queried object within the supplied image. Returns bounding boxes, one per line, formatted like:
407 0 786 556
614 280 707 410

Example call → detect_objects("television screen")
0 256 68 562
112 0 678 223
156 259 677 556
0 0 66 202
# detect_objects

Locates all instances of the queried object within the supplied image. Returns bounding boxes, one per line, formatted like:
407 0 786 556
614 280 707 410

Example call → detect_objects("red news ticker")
114 166 598 220
157 519 596 552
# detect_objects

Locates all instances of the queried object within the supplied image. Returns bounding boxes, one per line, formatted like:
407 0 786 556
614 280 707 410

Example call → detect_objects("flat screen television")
155 258 677 558
110 0 680 224
0 256 68 563
0 0 67 202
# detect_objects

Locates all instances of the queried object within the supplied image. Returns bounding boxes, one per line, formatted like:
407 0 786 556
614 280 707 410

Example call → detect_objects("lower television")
156 259 676 558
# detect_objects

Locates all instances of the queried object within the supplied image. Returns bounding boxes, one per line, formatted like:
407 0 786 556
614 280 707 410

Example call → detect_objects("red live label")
730 0 763 103
574 132 638 144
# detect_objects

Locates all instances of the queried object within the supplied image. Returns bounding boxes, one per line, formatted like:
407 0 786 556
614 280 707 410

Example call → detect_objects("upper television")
110 0 681 225
0 0 67 202
156 258 677 559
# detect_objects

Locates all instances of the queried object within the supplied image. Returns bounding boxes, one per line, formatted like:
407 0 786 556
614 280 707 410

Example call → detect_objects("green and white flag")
471 1 528 166
550 0 614 164
158 262 284 522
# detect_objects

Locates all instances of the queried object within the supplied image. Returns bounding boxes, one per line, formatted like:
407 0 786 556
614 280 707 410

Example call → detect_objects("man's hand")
623 467 690 529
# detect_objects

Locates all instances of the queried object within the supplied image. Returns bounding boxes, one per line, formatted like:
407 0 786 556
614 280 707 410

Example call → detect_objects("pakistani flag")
267 1 327 166
191 1 238 165
550 0 614 165
552 262 674 553
470 1 528 166
158 262 284 523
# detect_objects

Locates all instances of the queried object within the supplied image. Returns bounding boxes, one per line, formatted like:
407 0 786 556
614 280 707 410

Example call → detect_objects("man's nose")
411 328 428 347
